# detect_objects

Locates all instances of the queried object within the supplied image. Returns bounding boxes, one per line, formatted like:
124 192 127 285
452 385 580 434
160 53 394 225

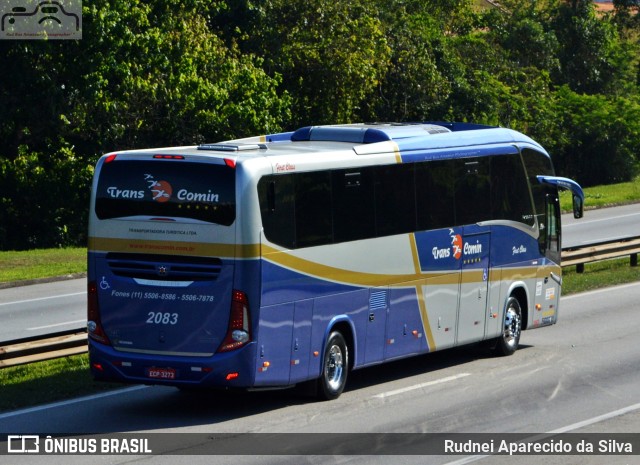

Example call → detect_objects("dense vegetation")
1 0 639 250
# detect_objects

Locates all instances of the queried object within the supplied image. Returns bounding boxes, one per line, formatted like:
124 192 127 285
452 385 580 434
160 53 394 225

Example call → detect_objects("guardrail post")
632 253 638 267
576 263 584 274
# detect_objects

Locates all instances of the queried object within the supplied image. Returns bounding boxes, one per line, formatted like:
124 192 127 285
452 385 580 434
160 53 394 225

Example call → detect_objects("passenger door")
457 229 491 344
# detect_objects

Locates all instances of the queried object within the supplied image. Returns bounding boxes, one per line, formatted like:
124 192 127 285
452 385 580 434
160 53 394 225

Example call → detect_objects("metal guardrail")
0 236 638 368
0 328 87 368
561 235 640 273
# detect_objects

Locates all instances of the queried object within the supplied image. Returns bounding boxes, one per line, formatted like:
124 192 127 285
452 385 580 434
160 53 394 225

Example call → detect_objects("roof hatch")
290 123 451 144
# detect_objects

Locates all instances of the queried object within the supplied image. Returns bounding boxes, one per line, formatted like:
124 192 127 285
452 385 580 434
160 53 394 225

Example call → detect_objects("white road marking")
548 401 640 433
445 401 640 464
0 386 149 420
0 292 86 307
563 211 640 227
26 319 86 331
562 281 640 301
374 373 471 399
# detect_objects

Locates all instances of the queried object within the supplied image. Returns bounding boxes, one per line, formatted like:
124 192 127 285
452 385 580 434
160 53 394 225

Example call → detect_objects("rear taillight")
87 281 110 345
217 290 251 352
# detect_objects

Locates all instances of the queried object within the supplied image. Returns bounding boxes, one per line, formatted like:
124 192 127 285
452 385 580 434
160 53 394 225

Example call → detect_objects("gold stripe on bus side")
408 234 437 351
262 243 425 287
498 267 538 281
409 234 422 276
415 284 437 352
262 243 542 289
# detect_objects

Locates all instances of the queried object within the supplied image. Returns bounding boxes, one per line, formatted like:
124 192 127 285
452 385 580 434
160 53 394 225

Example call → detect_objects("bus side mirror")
537 176 584 219
573 194 583 219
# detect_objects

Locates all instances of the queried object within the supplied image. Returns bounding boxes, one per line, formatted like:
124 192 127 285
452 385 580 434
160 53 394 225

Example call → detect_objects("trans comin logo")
432 229 463 260
105 174 221 204
104 174 172 202
145 174 172 203
430 230 485 261
451 232 463 259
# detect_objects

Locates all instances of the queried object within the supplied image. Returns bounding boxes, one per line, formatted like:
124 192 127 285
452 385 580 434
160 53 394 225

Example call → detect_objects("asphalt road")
2 282 640 464
562 203 640 248
0 278 86 342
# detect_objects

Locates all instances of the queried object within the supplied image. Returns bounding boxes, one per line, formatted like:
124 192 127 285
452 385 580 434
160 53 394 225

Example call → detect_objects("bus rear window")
95 160 236 225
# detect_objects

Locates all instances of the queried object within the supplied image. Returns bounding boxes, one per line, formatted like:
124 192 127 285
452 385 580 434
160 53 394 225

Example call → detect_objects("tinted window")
333 169 375 242
521 148 556 254
259 151 539 249
295 171 332 247
521 148 555 224
416 160 455 230
375 164 416 236
96 160 235 225
455 158 491 225
491 154 535 226
258 176 295 248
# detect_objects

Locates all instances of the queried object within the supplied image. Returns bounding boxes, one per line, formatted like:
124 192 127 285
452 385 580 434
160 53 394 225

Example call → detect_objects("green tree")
550 87 640 186
550 0 635 95
367 3 456 121
216 0 391 126
0 0 290 250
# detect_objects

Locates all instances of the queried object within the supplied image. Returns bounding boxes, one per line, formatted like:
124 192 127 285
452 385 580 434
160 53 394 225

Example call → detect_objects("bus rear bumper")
88 341 257 389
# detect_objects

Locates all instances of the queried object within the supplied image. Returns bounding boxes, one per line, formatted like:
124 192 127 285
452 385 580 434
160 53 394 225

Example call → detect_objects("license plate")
147 368 176 380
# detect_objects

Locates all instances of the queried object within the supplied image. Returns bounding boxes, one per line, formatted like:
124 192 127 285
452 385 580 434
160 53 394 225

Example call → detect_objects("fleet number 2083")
146 312 179 325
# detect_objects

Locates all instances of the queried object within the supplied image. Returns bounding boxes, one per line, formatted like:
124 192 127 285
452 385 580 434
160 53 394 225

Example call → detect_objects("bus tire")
317 331 348 400
496 297 522 356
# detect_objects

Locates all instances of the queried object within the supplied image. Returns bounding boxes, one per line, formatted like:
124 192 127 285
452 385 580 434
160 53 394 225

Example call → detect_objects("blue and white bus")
87 122 584 400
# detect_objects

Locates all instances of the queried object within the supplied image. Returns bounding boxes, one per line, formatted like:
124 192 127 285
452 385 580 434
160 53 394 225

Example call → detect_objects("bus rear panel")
88 153 260 387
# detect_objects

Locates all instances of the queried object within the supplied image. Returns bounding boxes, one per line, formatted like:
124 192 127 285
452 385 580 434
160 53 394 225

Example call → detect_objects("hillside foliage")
1 0 639 250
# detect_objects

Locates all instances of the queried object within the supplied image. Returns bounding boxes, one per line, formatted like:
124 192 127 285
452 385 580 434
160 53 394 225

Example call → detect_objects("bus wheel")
318 331 348 400
496 297 522 356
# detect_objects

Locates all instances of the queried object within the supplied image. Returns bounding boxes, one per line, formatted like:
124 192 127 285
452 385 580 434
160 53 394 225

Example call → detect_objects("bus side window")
295 171 333 248
455 158 491 225
258 175 295 248
490 154 535 226
374 164 416 237
333 169 375 243
416 160 455 231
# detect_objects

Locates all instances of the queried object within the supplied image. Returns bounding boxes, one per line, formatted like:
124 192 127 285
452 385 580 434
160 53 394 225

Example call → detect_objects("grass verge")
0 247 86 283
561 256 640 295
0 354 123 413
560 176 640 212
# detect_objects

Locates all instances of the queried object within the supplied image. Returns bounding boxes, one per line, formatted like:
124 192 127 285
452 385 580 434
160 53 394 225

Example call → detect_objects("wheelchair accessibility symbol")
99 276 110 290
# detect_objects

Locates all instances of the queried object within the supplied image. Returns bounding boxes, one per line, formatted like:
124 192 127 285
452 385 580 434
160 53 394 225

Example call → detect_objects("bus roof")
106 122 547 164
